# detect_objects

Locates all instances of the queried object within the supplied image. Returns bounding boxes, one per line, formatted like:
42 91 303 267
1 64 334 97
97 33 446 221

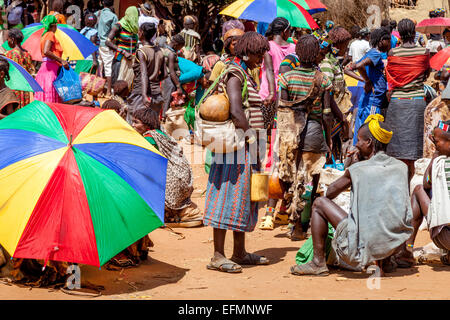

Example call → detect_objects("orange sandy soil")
0 141 449 300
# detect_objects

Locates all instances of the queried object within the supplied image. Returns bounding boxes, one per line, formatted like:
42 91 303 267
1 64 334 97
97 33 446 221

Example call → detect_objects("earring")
243 55 249 61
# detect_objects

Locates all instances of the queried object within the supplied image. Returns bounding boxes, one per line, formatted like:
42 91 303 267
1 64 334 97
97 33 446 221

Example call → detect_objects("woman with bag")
203 32 271 273
34 15 69 103
276 35 333 241
106 6 139 89
5 28 35 108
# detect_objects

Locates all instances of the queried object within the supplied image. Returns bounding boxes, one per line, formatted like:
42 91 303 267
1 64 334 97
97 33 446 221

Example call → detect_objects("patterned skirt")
203 145 259 232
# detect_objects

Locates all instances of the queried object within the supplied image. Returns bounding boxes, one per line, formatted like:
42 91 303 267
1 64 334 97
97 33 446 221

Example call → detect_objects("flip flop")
258 216 274 230
441 252 450 266
231 253 270 266
290 262 329 276
206 257 242 273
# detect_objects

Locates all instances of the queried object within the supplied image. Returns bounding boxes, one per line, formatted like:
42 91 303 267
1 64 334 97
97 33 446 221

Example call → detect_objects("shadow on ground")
78 257 189 296
240 247 299 267
332 265 420 279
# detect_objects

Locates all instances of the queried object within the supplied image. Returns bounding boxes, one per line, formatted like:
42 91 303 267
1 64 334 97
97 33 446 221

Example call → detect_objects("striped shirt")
217 65 266 129
445 158 450 197
279 67 332 121
114 22 138 59
279 54 300 73
390 46 428 99
319 52 346 101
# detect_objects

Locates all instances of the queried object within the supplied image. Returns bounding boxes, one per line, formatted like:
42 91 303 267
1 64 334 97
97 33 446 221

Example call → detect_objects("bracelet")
323 108 332 114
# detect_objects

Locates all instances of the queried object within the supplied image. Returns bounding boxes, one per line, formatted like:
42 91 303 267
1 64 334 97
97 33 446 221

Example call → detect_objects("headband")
364 114 393 144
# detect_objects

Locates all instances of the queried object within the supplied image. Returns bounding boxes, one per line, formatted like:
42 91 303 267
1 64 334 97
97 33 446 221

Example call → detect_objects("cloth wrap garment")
332 152 413 268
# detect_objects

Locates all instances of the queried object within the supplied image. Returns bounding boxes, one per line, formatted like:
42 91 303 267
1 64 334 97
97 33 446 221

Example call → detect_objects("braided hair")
369 27 391 49
265 17 290 38
0 57 10 82
234 32 270 59
398 19 416 43
295 34 319 64
8 28 27 52
328 26 352 45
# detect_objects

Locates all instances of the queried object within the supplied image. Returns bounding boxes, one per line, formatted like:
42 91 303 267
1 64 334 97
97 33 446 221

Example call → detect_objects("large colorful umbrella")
0 55 42 92
430 46 450 70
0 101 167 267
220 0 319 29
295 0 327 14
416 18 450 34
2 23 98 62
345 73 364 108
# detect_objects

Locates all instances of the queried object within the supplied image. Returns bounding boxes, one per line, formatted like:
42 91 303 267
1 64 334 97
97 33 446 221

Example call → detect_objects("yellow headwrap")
364 114 393 144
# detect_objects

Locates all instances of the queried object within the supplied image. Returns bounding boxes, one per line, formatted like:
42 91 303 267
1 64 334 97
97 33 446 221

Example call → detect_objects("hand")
347 148 361 164
364 80 373 94
176 87 183 96
326 152 333 165
62 60 70 70
124 51 132 60
345 62 355 71
263 93 275 106
143 96 152 107
92 60 99 69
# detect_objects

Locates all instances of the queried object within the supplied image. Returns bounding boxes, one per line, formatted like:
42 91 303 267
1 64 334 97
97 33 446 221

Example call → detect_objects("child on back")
395 120 450 267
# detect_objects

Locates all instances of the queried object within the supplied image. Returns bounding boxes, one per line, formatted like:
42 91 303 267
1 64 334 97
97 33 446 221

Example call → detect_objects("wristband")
323 108 332 114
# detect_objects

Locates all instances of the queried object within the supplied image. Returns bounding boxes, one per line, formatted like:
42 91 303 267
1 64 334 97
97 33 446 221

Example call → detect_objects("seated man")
291 114 413 276
395 120 450 267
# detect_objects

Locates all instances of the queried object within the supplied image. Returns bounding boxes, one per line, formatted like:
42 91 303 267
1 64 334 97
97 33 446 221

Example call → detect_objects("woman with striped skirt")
204 32 272 273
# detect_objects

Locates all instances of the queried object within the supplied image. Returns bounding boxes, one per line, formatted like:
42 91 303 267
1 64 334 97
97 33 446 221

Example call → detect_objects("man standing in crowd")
96 0 118 97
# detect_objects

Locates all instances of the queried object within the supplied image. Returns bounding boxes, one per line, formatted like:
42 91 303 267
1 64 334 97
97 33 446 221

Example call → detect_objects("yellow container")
251 173 269 202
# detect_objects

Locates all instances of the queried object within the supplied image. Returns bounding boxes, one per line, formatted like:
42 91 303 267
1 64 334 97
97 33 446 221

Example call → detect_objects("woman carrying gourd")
203 32 271 273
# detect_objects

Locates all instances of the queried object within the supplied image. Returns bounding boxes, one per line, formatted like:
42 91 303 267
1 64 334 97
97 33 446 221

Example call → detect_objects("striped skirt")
203 145 259 232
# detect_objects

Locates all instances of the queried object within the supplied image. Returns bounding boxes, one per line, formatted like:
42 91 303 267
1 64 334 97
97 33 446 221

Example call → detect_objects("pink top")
259 40 296 101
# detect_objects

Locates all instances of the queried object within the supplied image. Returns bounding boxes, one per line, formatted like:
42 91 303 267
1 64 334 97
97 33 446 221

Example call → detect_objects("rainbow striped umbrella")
1 55 42 92
2 23 98 62
345 73 364 108
295 0 327 14
220 0 319 29
0 101 167 267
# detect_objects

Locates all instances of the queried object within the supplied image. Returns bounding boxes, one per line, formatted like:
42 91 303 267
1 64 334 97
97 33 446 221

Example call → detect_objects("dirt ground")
1 139 449 301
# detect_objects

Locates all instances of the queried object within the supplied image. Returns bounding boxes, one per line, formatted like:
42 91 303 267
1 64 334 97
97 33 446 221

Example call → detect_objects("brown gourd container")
268 173 285 200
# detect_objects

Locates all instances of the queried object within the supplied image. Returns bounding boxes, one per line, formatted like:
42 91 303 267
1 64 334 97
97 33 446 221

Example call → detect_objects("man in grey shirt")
96 0 117 96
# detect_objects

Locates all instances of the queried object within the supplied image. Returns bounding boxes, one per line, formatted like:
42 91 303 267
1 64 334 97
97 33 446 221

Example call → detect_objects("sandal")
231 253 269 265
258 215 274 230
206 257 242 273
290 262 329 276
274 213 289 225
440 252 450 266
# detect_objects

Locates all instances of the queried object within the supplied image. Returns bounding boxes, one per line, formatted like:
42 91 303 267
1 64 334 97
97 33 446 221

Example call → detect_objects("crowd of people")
0 0 449 286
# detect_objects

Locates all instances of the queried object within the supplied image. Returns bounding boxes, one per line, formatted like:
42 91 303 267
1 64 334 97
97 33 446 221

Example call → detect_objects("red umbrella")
430 46 450 70
416 18 450 34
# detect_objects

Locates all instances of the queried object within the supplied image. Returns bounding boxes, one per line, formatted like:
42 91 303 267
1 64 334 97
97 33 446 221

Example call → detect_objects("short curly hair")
133 108 160 130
